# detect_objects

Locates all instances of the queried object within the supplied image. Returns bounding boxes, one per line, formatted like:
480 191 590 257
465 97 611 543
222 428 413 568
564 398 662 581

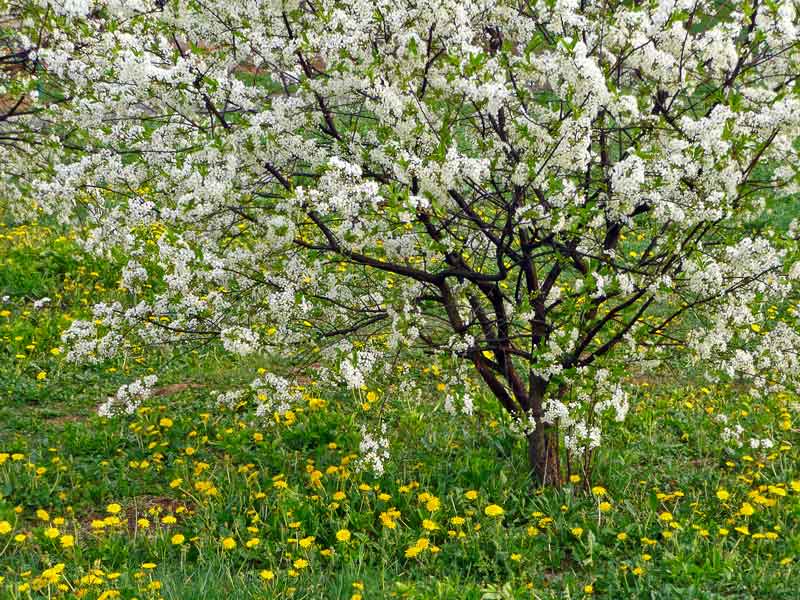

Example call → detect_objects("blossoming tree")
0 8 52 192
5 0 800 485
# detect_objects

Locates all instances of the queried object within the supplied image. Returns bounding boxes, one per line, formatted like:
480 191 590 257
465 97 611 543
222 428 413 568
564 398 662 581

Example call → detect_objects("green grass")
1 221 799 599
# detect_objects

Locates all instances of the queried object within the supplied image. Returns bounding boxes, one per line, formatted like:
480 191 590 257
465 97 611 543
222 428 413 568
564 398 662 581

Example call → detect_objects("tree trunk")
527 422 561 487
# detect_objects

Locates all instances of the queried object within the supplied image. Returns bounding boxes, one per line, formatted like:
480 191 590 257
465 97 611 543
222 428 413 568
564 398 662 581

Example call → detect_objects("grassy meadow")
1 220 799 599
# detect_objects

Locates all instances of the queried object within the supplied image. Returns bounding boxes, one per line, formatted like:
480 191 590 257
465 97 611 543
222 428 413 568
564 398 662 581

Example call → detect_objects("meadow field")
1 221 798 600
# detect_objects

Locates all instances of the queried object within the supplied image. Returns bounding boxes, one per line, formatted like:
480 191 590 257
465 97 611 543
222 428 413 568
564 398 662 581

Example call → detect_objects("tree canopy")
2 0 799 485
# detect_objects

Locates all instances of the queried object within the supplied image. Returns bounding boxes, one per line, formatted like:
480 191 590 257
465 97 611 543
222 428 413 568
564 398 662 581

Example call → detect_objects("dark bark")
527 422 561 487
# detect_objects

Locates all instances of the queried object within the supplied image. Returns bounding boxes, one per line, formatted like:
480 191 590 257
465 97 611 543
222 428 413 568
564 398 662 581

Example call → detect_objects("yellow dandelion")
484 504 504 517
336 529 351 542
221 537 237 550
425 497 441 512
